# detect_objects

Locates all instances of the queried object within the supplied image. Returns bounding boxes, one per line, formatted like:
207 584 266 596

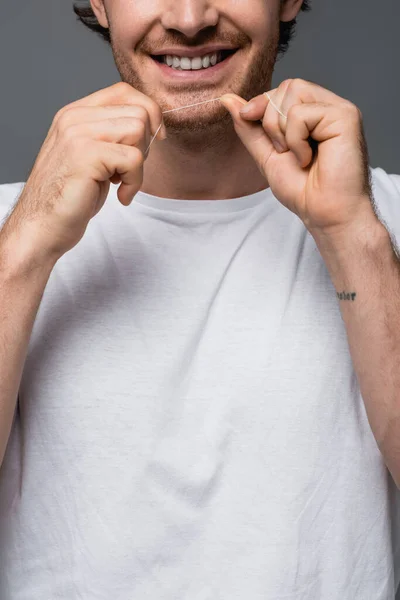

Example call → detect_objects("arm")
0 210 57 467
311 203 400 487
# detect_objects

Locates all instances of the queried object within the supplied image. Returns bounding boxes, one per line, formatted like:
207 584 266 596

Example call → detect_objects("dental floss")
145 96 224 154
264 91 287 120
162 96 223 114
145 91 286 155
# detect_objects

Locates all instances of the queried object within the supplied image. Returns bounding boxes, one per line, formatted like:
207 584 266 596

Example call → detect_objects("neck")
142 118 269 201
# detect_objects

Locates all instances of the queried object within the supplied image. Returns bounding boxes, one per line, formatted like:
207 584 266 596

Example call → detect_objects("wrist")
0 216 59 280
311 211 390 281
310 200 383 249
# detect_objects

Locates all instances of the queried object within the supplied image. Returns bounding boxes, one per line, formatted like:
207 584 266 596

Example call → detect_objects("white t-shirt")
0 166 400 600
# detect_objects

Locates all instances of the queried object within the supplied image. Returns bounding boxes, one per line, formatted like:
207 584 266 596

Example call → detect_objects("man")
0 0 399 598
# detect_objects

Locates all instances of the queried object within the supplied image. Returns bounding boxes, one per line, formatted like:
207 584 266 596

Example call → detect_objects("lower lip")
150 51 237 81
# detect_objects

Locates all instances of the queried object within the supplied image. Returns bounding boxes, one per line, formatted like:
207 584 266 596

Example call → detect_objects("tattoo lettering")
336 290 356 301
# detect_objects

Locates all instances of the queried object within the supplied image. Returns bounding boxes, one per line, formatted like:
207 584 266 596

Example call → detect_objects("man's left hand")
220 79 374 237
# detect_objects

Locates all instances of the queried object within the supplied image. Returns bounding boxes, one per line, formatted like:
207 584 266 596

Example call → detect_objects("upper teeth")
164 52 220 70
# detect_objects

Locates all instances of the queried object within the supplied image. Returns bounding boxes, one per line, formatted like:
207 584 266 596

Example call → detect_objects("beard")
108 25 280 141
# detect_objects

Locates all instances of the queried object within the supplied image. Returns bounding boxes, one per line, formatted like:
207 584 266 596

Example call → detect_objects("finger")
271 83 291 133
219 93 275 176
284 102 334 168
238 78 344 125
64 117 151 157
59 104 165 142
261 89 289 153
265 83 330 159
86 141 145 206
58 81 166 140
234 84 291 152
279 78 346 130
236 80 290 121
237 92 269 121
282 78 345 106
273 81 337 160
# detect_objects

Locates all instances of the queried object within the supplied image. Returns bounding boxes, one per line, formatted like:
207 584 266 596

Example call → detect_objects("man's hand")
5 82 166 263
219 79 374 237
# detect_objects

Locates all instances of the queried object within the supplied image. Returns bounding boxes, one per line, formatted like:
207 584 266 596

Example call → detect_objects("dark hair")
278 0 311 57
72 1 311 58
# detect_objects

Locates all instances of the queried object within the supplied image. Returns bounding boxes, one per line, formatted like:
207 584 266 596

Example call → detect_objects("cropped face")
90 0 301 135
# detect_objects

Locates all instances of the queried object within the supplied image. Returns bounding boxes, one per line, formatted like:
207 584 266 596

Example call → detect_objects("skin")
89 0 303 200
220 80 373 235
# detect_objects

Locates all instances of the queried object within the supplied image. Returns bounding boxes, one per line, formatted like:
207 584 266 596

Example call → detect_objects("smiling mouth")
150 49 238 71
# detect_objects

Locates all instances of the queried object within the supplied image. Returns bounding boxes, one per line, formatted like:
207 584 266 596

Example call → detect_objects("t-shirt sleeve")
0 182 26 231
370 166 400 254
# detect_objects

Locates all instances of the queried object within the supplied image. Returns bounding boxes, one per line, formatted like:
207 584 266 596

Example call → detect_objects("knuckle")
130 145 144 164
342 101 362 123
56 108 75 133
114 104 148 124
283 78 295 90
350 103 362 120
54 105 71 126
291 77 305 89
133 105 148 122
61 123 80 144
115 81 131 94
54 108 64 124
119 144 143 165
131 117 146 136
287 104 304 124
146 99 162 127
287 104 301 121
285 129 297 148
107 116 121 129
115 82 133 101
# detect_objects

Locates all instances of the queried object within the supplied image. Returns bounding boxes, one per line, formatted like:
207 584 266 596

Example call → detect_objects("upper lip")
150 45 238 58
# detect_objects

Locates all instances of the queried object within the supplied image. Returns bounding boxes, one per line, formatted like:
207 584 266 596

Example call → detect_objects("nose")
161 0 219 39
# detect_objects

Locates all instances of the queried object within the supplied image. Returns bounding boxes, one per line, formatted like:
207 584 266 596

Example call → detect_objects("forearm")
311 205 400 487
0 215 57 467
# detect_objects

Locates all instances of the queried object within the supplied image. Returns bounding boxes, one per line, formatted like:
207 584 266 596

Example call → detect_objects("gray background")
0 0 399 185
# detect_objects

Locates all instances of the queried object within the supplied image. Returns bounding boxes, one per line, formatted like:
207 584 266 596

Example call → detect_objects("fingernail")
273 141 285 153
157 126 167 141
239 102 255 115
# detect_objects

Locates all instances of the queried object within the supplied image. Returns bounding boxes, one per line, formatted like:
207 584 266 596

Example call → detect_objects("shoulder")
0 181 26 228
369 166 400 246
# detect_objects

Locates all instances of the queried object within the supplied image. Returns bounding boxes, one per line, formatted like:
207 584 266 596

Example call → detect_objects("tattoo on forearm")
336 290 357 301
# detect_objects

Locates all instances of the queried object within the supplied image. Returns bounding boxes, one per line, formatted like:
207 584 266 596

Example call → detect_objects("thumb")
219 93 275 176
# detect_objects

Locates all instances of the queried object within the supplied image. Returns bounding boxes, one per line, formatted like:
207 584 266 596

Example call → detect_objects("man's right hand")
6 82 166 261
